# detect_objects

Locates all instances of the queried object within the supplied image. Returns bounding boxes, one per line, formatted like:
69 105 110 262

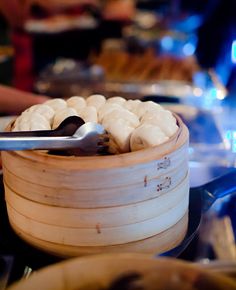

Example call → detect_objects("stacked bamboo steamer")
1 113 189 257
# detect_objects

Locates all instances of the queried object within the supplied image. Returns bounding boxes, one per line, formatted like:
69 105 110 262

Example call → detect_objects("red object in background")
11 31 34 92
102 0 136 22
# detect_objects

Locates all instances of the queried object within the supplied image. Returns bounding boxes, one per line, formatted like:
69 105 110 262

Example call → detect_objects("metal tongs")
0 116 109 155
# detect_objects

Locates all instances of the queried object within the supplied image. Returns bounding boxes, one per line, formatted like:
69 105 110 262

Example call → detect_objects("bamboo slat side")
9 212 188 258
5 173 189 227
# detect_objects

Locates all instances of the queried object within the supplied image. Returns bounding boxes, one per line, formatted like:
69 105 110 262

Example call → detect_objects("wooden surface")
3 155 188 207
9 212 188 257
7 253 236 290
5 173 189 227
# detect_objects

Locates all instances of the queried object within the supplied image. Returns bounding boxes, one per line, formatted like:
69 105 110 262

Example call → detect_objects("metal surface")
161 169 236 258
0 256 13 290
201 260 236 279
0 116 84 137
0 118 107 155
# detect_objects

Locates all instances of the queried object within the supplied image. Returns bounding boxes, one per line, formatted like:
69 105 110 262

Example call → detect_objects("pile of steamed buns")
12 95 178 154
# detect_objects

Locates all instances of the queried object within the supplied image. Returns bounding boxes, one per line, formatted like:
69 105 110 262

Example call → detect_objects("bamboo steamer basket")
7 254 236 290
1 114 189 257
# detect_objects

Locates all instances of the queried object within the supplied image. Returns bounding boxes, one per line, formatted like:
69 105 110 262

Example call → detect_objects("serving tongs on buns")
0 116 109 155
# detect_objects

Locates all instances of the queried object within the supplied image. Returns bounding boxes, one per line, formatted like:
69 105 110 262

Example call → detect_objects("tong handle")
0 116 86 138
0 136 83 151
0 130 59 138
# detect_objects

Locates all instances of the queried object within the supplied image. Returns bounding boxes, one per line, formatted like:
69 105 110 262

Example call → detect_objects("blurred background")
0 0 235 95
0 0 236 263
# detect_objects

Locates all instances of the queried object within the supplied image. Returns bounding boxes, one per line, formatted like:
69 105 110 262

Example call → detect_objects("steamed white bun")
25 104 55 125
130 124 169 151
105 119 135 153
45 98 67 112
79 106 98 123
102 109 139 129
124 99 142 113
86 94 106 111
106 96 126 106
52 107 78 129
67 96 86 115
98 103 124 122
13 112 51 131
135 101 164 118
141 110 178 137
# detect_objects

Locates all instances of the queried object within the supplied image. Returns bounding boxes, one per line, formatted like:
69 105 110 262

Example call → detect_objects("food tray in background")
35 71 226 106
34 55 227 103
34 48 200 99
35 76 204 100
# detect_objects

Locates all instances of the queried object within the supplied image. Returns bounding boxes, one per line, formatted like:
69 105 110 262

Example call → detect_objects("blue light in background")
160 36 173 51
225 130 232 141
224 130 236 152
183 43 195 56
232 40 236 63
233 131 236 153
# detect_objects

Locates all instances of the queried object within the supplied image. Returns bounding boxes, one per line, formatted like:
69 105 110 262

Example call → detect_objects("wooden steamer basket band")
1 113 190 257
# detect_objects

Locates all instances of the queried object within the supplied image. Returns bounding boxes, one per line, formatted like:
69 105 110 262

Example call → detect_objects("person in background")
0 0 135 81
0 0 101 89
0 0 100 28
0 84 48 115
0 1 49 114
0 0 102 114
0 0 30 29
0 0 136 115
